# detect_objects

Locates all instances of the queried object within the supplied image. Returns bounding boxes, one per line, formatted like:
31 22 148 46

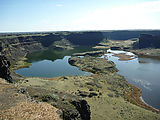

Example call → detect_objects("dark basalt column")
0 54 13 83
71 99 91 120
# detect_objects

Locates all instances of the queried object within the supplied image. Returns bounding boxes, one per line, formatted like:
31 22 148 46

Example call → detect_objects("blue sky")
0 0 160 32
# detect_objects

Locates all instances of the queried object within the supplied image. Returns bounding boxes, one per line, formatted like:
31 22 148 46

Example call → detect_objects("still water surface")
15 47 94 78
104 50 160 110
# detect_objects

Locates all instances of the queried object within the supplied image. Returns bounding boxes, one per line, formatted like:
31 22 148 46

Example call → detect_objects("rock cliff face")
62 99 91 120
102 30 160 40
0 55 13 82
66 32 104 45
138 34 160 48
0 36 44 63
0 32 105 63
0 41 2 52
71 99 91 120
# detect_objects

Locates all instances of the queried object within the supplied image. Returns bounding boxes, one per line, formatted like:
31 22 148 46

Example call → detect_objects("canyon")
0 30 160 120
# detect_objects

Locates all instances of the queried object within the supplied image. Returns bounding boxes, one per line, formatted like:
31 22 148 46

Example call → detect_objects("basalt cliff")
0 32 104 64
0 55 12 82
138 34 160 49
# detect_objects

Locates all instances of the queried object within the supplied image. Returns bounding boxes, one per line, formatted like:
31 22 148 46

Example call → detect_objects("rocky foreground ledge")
0 78 60 120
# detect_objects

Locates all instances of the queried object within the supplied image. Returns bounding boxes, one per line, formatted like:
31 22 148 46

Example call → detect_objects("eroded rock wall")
0 55 13 82
66 32 104 46
139 34 160 49
0 37 44 63
0 32 105 63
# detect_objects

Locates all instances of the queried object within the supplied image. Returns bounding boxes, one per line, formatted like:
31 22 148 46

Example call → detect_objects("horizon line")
0 29 160 33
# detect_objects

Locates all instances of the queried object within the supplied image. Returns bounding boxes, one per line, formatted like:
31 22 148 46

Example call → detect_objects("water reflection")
26 46 95 62
15 47 95 78
104 50 160 110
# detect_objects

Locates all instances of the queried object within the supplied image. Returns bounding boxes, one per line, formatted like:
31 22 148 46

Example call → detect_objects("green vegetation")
11 58 32 70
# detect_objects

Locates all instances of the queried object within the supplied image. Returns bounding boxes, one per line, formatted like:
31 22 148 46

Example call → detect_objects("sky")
0 0 160 32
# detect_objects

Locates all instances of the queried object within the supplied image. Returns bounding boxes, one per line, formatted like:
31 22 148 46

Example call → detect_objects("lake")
15 48 160 110
103 50 160 110
15 47 94 78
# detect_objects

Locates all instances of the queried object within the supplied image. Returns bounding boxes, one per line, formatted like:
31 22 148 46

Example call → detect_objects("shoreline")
105 50 160 112
107 52 160 112
124 81 159 113
129 49 160 58
140 96 160 112
13 52 160 113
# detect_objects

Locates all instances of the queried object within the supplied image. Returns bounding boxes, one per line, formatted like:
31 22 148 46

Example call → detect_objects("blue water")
103 50 160 110
15 56 91 78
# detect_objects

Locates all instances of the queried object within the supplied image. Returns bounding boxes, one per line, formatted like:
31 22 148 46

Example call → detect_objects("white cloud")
56 4 64 7
72 0 160 30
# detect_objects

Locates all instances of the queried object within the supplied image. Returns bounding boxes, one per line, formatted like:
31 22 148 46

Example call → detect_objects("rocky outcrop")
138 34 160 49
0 55 13 83
72 50 104 56
0 81 60 120
71 99 91 120
110 46 121 50
62 99 91 120
25 86 91 120
0 36 44 63
0 41 2 52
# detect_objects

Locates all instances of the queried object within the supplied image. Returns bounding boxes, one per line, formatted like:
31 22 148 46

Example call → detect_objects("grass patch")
11 57 32 71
